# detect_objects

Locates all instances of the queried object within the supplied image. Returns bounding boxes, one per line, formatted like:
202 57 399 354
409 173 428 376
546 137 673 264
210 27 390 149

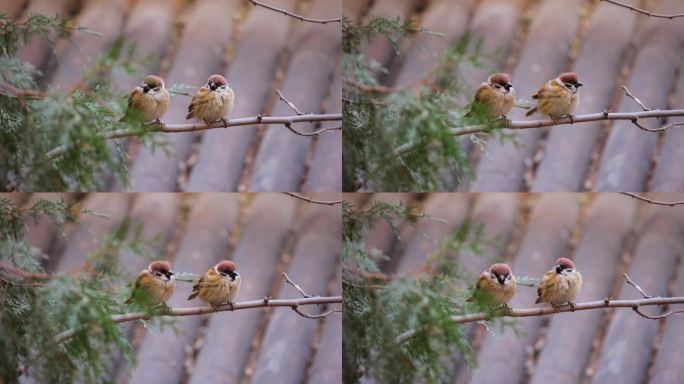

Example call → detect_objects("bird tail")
525 106 537 117
187 290 198 300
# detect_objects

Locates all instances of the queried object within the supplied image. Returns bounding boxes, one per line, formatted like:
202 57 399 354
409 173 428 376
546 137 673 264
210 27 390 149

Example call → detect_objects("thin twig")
623 273 652 298
276 89 305 115
600 0 684 19
17 295 342 375
632 121 684 133
283 192 343 206
291 307 341 319
620 192 684 207
632 306 684 320
622 86 651 111
283 272 312 298
248 0 341 24
451 109 684 136
284 124 342 136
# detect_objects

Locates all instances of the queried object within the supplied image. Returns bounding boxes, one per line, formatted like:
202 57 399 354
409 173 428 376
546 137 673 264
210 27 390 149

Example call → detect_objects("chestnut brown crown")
207 74 227 87
216 260 237 274
558 72 582 86
148 260 172 275
142 75 164 89
488 73 513 91
488 263 512 277
555 257 575 270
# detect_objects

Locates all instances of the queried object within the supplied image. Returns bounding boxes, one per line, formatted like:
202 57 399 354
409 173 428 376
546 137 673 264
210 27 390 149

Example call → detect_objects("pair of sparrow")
470 258 582 309
125 74 235 126
466 72 584 122
125 260 241 307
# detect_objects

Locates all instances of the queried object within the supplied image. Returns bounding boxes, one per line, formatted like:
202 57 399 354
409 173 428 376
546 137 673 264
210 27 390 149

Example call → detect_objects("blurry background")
0 0 341 192
345 0 684 192
346 192 684 383
5 192 341 383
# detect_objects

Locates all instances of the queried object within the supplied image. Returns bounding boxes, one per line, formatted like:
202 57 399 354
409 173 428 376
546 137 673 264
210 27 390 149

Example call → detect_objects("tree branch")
17 295 341 375
0 83 47 99
248 0 341 24
451 109 684 137
11 113 341 189
394 273 682 345
600 0 684 19
283 192 343 206
620 192 684 207
107 113 342 138
0 261 52 279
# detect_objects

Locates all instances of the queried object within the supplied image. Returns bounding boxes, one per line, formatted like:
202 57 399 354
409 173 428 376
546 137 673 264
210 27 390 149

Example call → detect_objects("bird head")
215 260 238 280
206 74 228 91
488 263 514 285
488 72 513 93
558 72 583 92
148 260 174 280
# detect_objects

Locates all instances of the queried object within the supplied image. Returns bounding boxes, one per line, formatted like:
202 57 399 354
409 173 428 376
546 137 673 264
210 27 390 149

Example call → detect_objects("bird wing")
186 87 210 120
535 270 554 304
465 84 490 117
125 271 147 303
187 272 207 300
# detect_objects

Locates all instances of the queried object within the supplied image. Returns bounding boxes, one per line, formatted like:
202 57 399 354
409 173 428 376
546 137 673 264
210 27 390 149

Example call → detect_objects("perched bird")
466 73 515 119
125 260 175 305
124 75 170 124
535 257 582 310
186 74 235 126
468 263 517 306
525 72 583 122
188 260 241 307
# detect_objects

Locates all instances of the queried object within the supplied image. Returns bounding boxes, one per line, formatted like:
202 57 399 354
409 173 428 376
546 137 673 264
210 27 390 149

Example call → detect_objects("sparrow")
125 260 175 305
187 260 241 307
535 257 582 310
466 73 515 119
525 72 583 122
186 74 235 126
468 263 516 306
124 75 170 125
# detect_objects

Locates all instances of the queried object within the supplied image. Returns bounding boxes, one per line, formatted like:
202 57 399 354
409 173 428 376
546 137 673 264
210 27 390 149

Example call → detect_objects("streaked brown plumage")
535 257 582 308
468 263 516 306
125 260 175 305
188 260 241 306
466 73 516 119
125 75 169 123
186 74 235 125
526 72 583 120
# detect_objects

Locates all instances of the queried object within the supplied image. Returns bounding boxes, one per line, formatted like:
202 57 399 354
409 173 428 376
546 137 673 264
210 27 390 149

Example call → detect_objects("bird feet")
568 301 577 312
221 118 230 128
567 114 576 124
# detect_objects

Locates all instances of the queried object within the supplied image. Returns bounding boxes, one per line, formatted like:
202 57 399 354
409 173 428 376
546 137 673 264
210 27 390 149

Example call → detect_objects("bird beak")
576 82 583 87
